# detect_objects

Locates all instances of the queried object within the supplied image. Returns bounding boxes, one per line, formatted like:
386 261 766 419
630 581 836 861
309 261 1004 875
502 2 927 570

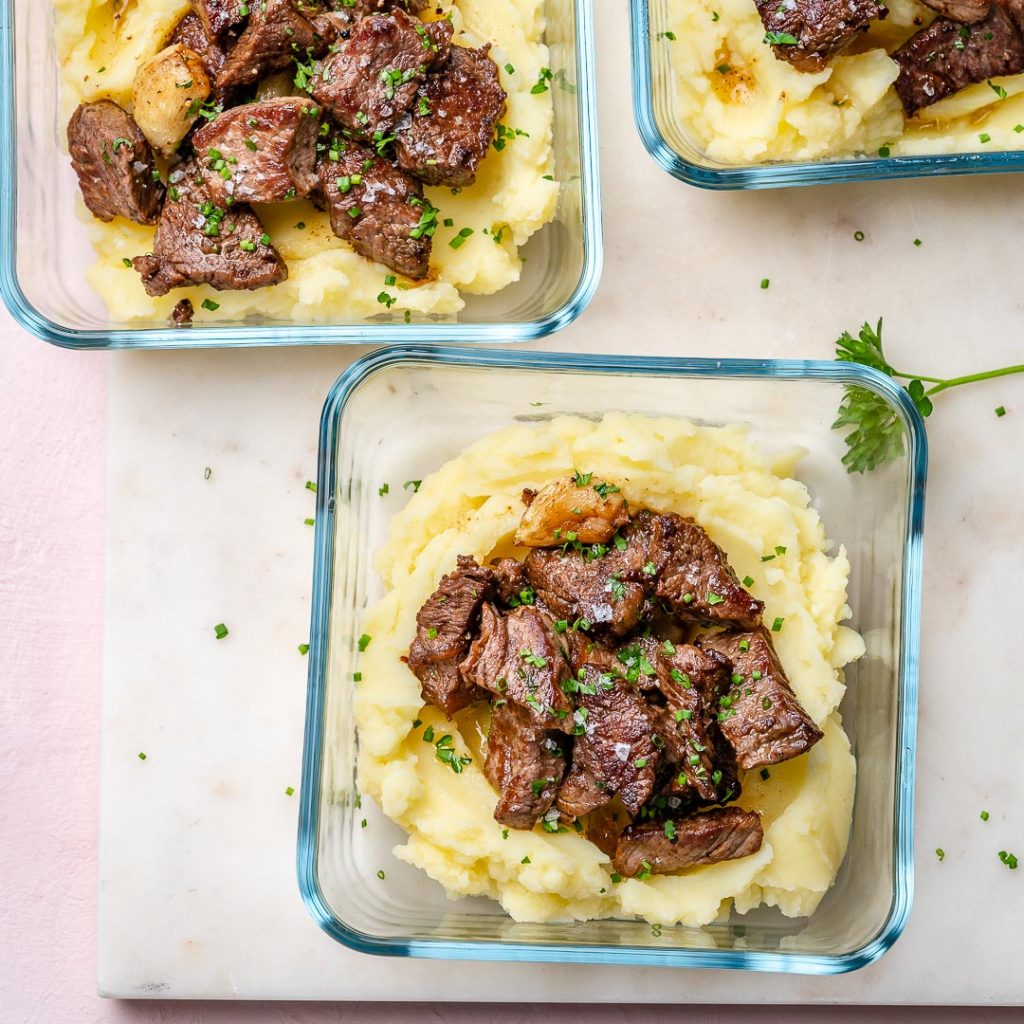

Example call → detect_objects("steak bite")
316 137 433 278
651 645 730 803
395 42 507 187
461 604 574 731
194 0 248 39
407 555 494 717
699 629 823 770
523 519 652 638
893 4 1024 116
193 98 320 205
612 807 764 878
67 101 164 225
311 10 452 139
756 0 886 73
484 701 567 830
919 0 992 22
215 0 319 94
170 12 228 81
565 664 660 816
514 476 629 548
131 162 287 296
490 557 533 607
556 763 612 818
651 512 763 630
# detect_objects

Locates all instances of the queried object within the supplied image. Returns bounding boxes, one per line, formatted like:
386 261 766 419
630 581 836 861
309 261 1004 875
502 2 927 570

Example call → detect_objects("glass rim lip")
629 0 1024 191
296 345 926 972
0 0 603 349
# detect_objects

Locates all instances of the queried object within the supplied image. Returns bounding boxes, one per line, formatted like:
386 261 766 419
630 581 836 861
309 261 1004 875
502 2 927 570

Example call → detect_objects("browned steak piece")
556 763 611 818
194 0 247 38
755 0 886 73
406 555 494 717
395 42 506 187
461 604 574 732
67 101 164 225
565 664 660 816
170 298 195 324
585 803 626 857
132 162 286 295
490 557 533 607
170 12 228 80
216 0 319 94
316 136 433 278
919 0 991 23
523 520 652 639
312 0 429 35
699 629 823 770
893 3 1024 116
649 512 763 631
613 807 764 878
311 10 451 139
193 98 320 204
484 701 567 830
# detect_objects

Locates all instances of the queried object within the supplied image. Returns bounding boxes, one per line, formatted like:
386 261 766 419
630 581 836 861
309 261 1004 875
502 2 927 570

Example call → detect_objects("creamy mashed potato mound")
355 414 865 926
662 0 1024 163
55 0 558 322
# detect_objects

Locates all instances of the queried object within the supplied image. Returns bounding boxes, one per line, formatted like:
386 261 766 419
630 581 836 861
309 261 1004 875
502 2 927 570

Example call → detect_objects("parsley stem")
921 364 1024 397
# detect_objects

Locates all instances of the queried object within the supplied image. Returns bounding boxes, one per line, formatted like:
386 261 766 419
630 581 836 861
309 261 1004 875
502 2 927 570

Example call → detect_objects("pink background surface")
0 307 1018 1023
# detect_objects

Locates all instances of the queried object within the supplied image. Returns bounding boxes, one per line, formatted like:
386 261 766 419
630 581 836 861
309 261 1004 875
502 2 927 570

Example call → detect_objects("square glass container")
631 0 1024 189
0 1 600 349
298 346 926 972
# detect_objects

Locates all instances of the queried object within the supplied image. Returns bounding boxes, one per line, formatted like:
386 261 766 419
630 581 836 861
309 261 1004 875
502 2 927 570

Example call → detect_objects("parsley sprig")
833 320 1024 473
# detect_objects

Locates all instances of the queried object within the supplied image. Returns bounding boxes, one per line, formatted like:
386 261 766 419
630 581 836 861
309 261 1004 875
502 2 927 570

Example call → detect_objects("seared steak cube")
216 0 319 93
893 4 1024 116
484 701 566 830
407 554 494 717
919 0 992 23
316 137 433 278
556 763 611 818
565 664 660 816
194 0 247 39
490 557 533 607
461 604 574 731
67 101 163 225
395 42 506 187
170 12 228 81
311 10 451 139
193 97 320 204
651 512 763 631
523 520 652 638
756 0 886 73
132 163 287 295
699 629 823 770
613 807 764 878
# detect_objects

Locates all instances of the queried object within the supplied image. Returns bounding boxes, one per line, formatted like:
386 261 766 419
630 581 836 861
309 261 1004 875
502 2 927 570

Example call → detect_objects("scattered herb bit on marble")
853 230 865 242
404 480 422 492
298 643 310 655
305 480 317 492
285 786 294 796
998 850 1018 870
377 869 386 880
996 406 1007 418
204 466 212 480
138 751 147 761
304 517 314 526
760 278 770 289
378 482 389 496
214 623 229 639
981 810 990 821
358 633 372 651
832 319 1024 473
361 818 367 828
936 848 945 861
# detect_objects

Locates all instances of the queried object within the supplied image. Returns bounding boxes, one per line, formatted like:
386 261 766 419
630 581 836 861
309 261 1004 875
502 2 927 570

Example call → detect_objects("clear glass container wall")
631 0 1024 189
299 349 925 972
0 1 600 347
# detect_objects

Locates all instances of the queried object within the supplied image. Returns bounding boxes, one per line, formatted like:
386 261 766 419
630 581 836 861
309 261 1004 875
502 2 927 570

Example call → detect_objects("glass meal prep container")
0 0 600 349
297 346 926 973
631 0 1024 189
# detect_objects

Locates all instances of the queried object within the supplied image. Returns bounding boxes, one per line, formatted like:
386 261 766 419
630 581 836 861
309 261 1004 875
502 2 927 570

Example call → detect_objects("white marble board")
99 0 1024 1003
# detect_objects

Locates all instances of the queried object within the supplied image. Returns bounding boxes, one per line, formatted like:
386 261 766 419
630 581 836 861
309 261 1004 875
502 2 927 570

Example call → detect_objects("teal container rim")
296 346 927 973
0 1 602 348
629 0 1024 190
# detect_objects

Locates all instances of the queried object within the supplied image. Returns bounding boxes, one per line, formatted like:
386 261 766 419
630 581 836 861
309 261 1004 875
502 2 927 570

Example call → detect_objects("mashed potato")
354 414 865 926
54 0 558 322
661 0 1024 163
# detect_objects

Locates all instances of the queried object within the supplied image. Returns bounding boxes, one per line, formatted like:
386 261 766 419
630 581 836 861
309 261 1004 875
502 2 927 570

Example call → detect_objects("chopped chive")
980 810 990 821
742 575 754 587
285 786 295 796
353 672 362 681
771 616 784 632
853 230 865 242
138 751 147 760
377 869 386 879
760 278 769 289
304 517 315 526
935 847 945 861
305 480 317 492
214 623 229 639
298 643 310 655
996 406 1007 417
358 633 372 651
201 298 220 311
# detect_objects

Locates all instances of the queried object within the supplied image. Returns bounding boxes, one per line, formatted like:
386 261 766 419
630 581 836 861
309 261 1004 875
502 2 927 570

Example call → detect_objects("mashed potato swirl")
661 0 1024 164
354 414 864 926
54 0 558 322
